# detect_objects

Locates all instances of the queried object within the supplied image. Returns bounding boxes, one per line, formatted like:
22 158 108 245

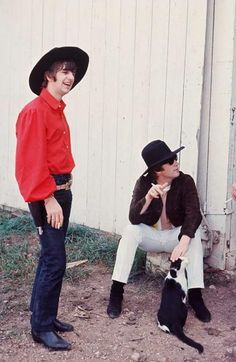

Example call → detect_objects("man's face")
157 156 180 181
46 65 76 99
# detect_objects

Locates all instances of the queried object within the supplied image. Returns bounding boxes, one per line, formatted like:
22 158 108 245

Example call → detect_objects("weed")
0 212 34 236
66 224 146 280
65 265 90 283
0 211 146 283
66 225 119 267
0 241 36 279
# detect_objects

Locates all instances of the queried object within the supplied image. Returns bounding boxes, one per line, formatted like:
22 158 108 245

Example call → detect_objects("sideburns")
42 71 56 88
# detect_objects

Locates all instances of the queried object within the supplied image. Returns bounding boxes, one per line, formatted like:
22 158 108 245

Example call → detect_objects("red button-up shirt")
15 88 75 202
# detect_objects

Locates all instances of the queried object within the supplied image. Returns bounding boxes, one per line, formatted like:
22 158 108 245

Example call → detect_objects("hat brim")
142 146 185 176
29 46 89 95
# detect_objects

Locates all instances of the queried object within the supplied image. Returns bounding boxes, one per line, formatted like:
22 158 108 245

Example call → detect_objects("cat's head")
169 256 188 278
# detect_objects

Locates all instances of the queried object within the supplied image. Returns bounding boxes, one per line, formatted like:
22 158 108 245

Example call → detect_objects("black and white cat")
157 257 204 354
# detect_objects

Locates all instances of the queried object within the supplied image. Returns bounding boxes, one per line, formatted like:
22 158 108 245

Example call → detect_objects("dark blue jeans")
30 174 72 332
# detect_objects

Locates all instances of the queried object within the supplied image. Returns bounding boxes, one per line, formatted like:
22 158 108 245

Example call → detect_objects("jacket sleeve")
15 108 56 202
129 176 161 225
178 175 202 240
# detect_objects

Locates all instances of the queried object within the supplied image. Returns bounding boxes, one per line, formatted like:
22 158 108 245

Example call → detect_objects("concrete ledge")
146 252 170 275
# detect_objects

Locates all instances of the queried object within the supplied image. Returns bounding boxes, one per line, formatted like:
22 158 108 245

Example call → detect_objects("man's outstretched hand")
170 235 190 262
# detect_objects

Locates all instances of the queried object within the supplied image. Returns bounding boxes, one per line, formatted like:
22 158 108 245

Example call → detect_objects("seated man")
107 139 211 322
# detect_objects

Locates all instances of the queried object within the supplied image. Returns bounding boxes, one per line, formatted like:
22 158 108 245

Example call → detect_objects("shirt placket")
58 106 70 154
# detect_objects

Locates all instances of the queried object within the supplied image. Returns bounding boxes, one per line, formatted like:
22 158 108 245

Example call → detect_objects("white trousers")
112 224 204 289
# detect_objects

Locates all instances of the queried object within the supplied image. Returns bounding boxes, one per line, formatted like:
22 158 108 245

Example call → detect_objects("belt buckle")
65 179 72 190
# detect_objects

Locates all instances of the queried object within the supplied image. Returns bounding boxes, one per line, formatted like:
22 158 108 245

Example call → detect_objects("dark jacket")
129 171 202 240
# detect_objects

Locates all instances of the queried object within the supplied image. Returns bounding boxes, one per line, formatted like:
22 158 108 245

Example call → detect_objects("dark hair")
149 163 164 178
42 60 77 88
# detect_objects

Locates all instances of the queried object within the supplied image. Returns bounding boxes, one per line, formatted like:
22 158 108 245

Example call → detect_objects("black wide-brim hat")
141 140 184 175
29 46 89 95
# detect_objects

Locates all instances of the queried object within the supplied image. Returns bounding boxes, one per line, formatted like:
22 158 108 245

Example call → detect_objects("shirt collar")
40 88 66 111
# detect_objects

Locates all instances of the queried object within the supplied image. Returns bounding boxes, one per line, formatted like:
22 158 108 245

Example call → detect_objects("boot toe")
195 308 211 323
31 330 71 350
189 302 211 322
107 306 121 319
188 288 211 323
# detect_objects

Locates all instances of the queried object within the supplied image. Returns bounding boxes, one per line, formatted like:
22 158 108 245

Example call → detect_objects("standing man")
107 140 211 323
15 46 89 350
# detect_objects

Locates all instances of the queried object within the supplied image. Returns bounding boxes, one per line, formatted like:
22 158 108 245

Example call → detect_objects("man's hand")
44 196 63 229
146 182 169 201
170 235 190 262
232 183 236 201
140 182 169 215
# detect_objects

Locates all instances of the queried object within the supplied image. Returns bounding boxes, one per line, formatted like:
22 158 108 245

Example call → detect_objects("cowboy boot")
107 281 125 319
188 288 211 322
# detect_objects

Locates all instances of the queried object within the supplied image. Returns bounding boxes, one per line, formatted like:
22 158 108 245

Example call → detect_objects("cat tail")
172 324 204 354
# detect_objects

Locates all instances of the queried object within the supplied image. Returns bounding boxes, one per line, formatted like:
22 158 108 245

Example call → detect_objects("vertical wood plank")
85 0 106 228
197 0 215 206
148 0 170 142
114 0 136 233
53 0 67 45
67 0 92 225
99 0 121 232
130 0 153 182
42 0 56 50
164 0 188 149
180 0 207 179
65 0 79 44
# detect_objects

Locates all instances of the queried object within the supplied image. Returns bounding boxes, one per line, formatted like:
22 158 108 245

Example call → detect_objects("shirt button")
63 131 66 134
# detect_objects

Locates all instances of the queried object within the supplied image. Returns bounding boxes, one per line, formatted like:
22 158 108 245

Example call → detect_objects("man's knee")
188 228 203 256
42 251 66 278
122 224 144 244
192 228 202 248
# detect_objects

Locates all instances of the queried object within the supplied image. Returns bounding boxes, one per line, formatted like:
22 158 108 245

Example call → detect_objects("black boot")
188 288 211 322
31 330 71 350
107 281 125 319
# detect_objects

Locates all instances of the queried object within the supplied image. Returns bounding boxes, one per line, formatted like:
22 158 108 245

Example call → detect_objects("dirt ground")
1 260 236 362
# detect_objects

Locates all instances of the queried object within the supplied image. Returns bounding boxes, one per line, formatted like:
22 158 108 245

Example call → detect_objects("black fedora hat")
29 46 89 95
141 140 184 175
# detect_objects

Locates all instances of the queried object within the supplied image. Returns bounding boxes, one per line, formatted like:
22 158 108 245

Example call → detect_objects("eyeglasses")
165 155 178 165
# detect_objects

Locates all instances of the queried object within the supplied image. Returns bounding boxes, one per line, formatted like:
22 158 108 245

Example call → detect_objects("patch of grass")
0 212 34 236
65 266 91 283
0 211 147 282
0 241 36 279
0 211 36 280
66 224 146 278
66 224 119 267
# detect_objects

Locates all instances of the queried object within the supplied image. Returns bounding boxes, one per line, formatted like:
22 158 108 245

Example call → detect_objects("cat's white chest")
166 271 188 302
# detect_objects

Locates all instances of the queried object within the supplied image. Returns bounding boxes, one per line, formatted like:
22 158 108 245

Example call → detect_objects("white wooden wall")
197 0 236 269
0 0 207 234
